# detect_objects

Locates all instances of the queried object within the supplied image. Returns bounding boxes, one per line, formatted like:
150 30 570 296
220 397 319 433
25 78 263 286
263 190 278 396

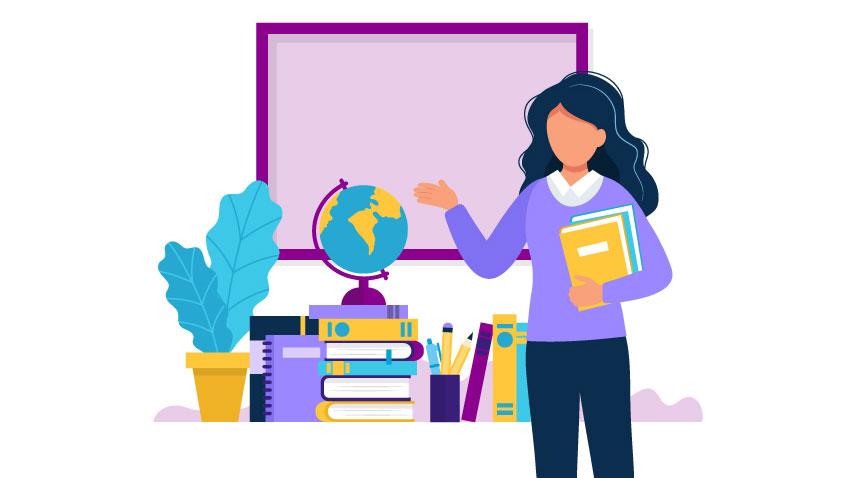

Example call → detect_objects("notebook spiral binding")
262 340 272 417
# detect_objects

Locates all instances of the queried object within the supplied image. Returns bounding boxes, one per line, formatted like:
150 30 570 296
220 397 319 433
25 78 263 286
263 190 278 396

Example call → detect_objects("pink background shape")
628 388 703 422
268 33 577 250
153 405 250 422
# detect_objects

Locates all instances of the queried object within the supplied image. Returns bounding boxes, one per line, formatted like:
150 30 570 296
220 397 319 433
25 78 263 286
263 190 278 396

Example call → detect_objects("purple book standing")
462 322 493 422
264 335 326 422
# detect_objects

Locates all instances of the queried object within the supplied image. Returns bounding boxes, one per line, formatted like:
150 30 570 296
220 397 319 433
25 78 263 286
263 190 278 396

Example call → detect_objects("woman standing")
413 71 672 478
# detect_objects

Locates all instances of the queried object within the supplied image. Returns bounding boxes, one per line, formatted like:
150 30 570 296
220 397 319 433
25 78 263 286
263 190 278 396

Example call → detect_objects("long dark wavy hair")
518 71 658 215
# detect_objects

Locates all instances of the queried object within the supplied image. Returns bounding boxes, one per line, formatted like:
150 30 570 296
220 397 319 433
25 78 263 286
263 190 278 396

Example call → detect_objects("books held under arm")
560 212 636 311
570 204 642 272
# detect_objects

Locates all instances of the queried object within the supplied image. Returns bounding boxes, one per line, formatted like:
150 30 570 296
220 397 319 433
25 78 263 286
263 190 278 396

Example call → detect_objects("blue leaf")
158 242 233 353
206 181 282 350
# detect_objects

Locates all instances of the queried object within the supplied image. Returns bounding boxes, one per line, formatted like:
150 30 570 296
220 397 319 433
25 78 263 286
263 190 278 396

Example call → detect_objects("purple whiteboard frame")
257 22 589 261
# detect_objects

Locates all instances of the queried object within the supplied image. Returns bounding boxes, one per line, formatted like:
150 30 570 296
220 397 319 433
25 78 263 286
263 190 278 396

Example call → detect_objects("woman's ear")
595 128 607 147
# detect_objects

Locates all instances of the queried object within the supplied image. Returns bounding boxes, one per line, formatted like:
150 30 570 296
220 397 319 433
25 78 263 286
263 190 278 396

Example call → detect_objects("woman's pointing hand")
413 179 459 211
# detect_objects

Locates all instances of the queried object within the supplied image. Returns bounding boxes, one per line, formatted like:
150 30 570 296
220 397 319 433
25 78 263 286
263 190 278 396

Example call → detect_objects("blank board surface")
258 24 587 260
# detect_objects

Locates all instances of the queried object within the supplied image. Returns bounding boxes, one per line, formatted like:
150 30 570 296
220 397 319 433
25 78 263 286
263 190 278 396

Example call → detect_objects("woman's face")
546 103 606 169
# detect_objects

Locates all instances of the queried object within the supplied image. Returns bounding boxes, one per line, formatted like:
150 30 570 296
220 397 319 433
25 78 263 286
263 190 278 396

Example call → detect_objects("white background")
2 1 848 476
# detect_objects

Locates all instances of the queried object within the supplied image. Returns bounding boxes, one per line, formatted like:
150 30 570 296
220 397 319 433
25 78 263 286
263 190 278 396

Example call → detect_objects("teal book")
516 322 530 422
317 360 418 376
570 204 643 272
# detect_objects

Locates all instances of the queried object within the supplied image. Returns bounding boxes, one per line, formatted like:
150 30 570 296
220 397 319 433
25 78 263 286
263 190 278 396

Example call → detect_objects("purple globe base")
342 279 386 305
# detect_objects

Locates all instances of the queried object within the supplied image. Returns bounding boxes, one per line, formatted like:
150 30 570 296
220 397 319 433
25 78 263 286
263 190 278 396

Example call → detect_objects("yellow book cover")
559 214 633 311
493 314 517 422
315 401 415 422
318 318 418 341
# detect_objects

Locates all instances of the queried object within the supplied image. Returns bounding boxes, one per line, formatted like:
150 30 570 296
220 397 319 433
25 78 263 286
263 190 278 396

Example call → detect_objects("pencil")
449 333 473 375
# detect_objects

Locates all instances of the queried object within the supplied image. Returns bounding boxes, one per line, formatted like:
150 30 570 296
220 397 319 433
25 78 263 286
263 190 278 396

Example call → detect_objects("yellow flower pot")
186 352 250 422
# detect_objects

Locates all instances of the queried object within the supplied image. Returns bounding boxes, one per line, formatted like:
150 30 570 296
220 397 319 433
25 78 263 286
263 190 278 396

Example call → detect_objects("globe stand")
342 278 386 306
313 178 393 306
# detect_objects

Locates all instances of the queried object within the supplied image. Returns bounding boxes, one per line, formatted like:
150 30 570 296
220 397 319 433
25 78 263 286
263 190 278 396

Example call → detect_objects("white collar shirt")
546 169 604 206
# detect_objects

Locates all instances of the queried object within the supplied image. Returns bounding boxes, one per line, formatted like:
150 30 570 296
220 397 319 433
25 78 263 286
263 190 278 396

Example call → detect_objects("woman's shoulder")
518 176 548 200
598 176 638 203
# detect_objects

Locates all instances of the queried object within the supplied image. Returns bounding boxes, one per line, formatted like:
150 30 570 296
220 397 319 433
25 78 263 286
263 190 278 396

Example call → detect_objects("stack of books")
311 305 422 422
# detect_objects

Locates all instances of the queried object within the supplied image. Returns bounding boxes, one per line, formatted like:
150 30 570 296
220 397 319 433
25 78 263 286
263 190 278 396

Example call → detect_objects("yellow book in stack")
559 214 633 311
318 318 418 341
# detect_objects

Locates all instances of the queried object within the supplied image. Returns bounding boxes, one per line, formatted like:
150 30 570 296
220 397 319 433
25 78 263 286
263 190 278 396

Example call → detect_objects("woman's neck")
560 164 589 186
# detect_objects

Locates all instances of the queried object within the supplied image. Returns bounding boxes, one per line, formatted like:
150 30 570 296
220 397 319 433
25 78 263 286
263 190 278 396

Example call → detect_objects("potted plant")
158 181 282 422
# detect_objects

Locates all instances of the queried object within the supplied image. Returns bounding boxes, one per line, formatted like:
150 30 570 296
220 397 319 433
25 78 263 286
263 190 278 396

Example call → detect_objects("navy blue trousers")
526 338 634 478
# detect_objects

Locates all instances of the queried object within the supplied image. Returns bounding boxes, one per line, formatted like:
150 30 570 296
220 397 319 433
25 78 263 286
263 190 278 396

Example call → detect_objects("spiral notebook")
249 315 322 422
263 334 326 422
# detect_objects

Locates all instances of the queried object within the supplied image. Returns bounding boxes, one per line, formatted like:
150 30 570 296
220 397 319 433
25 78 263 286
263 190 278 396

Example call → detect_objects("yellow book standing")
318 318 418 341
492 314 517 422
560 214 633 311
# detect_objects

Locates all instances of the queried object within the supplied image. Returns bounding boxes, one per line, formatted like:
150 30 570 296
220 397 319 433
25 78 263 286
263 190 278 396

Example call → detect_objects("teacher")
413 71 672 478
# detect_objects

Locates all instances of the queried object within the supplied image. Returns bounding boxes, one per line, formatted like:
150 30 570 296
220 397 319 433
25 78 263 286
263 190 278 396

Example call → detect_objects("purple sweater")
445 177 672 342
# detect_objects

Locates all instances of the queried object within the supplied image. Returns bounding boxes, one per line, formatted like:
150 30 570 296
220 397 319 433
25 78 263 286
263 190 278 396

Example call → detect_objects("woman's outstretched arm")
414 180 534 279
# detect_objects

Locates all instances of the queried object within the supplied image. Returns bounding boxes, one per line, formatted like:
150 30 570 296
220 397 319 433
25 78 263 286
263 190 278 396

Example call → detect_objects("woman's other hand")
413 180 459 210
569 275 604 308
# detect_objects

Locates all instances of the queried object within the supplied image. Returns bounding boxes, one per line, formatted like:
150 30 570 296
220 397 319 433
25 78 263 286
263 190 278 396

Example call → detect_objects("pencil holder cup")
430 374 460 422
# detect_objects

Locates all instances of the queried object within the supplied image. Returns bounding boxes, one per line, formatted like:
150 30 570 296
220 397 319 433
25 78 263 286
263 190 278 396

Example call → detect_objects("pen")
426 338 441 375
449 333 473 375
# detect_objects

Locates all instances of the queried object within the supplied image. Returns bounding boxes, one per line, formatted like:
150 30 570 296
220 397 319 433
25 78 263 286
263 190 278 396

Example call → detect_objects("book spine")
319 319 418 341
315 401 332 422
493 314 517 422
308 305 408 319
516 323 530 422
249 315 318 340
317 360 418 376
249 374 266 422
262 339 273 419
461 322 493 422
407 341 425 361
249 339 264 374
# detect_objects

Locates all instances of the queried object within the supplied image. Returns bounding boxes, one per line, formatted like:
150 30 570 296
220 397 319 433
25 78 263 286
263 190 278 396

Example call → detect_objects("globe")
317 184 408 275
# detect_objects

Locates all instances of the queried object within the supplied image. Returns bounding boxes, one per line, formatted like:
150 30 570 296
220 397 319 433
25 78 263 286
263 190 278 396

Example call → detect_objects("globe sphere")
317 185 408 275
